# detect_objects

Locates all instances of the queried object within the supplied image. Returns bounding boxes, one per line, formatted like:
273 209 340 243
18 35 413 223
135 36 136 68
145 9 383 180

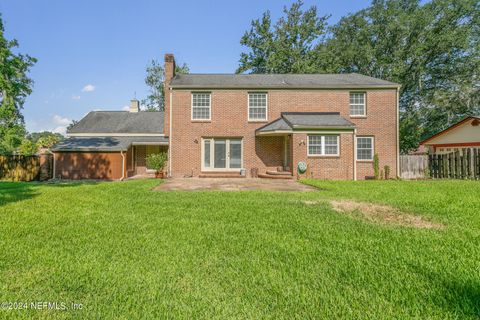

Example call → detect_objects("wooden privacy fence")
0 154 53 182
429 148 480 179
400 155 429 179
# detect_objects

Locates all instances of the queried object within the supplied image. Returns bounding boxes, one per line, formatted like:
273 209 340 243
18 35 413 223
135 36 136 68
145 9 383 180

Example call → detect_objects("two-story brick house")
53 53 399 180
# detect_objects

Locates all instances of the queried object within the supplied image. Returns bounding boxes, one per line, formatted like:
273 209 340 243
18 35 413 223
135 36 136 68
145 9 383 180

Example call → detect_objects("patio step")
265 170 293 176
258 172 293 179
199 172 245 178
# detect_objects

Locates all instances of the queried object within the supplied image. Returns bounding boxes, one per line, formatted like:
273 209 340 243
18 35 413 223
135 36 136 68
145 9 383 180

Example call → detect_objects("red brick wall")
292 133 355 180
169 89 397 179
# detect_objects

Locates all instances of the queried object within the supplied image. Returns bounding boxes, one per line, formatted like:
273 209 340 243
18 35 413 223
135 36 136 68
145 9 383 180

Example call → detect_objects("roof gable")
420 116 480 145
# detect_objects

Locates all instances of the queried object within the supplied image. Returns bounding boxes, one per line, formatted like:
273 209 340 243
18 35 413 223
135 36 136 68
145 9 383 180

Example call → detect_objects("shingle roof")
256 112 355 134
52 136 169 152
68 111 164 134
256 118 291 132
170 73 400 89
282 112 356 129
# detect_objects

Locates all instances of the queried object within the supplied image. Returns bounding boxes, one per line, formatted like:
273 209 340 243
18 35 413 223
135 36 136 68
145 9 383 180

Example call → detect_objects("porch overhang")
52 136 169 152
256 112 356 136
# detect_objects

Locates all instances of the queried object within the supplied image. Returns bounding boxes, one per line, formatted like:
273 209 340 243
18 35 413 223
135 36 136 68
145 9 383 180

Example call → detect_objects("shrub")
146 152 168 173
384 165 390 180
373 153 379 179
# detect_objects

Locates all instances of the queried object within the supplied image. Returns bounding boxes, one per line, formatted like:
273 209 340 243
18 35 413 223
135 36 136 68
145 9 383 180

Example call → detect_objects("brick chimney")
164 53 175 135
129 98 140 113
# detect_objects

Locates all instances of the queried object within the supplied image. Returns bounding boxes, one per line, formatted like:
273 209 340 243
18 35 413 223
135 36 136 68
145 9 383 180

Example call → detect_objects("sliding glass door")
203 138 243 171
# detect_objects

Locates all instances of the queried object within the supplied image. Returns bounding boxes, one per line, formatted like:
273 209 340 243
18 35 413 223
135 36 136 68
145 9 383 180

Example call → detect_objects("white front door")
202 138 243 171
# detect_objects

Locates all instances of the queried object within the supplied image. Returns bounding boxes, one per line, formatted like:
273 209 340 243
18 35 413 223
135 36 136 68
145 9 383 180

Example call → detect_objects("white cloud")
81 84 95 92
53 115 71 126
122 105 130 111
72 95 81 100
52 126 67 136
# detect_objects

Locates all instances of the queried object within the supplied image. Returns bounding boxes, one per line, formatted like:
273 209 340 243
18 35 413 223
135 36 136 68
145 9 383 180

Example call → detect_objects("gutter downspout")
52 152 56 179
168 91 173 177
396 87 400 178
120 150 125 181
353 129 357 181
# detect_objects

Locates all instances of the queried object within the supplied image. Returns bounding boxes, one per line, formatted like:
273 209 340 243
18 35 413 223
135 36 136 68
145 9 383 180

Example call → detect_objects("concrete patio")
154 178 317 192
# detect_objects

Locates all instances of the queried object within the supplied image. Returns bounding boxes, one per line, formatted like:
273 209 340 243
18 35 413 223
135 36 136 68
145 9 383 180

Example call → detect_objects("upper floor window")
307 135 339 156
192 92 211 120
350 92 366 117
248 93 267 121
356 136 374 160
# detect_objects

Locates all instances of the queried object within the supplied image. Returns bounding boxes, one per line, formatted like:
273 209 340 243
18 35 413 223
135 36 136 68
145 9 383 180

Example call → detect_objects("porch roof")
52 136 168 152
256 112 355 135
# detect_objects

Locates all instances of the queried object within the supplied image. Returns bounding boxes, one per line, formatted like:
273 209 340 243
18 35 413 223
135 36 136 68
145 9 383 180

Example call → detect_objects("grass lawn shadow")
416 266 480 317
0 182 39 207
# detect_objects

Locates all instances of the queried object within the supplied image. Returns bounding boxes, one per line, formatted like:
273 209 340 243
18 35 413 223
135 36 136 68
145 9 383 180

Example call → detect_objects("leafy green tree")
237 0 329 74
237 0 480 152
27 131 63 148
142 59 189 111
18 138 37 156
0 14 36 155
318 0 480 152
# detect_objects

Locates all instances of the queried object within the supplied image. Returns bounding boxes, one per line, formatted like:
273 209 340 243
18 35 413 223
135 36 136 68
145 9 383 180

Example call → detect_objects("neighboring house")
419 116 480 155
53 54 400 180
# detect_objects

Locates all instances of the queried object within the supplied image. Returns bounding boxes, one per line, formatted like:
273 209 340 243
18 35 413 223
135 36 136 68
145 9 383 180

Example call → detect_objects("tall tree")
0 14 36 155
142 59 189 111
237 0 480 152
320 0 480 152
237 0 329 74
27 131 63 148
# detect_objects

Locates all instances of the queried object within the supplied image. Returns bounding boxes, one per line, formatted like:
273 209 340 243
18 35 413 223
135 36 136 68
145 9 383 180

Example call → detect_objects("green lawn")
0 179 479 319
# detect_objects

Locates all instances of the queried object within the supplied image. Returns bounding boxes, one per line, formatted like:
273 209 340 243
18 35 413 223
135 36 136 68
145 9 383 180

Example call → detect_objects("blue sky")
0 0 371 134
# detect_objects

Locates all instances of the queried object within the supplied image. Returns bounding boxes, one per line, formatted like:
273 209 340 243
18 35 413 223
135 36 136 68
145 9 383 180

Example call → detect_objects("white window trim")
248 92 268 122
201 138 243 172
349 92 366 117
191 92 211 121
307 135 340 157
356 136 374 161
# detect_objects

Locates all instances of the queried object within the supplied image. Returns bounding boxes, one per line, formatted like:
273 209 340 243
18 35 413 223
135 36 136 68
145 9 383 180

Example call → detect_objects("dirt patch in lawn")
304 200 444 229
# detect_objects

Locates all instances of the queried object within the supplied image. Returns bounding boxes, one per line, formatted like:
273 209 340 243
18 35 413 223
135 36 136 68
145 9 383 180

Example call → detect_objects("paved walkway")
154 178 317 192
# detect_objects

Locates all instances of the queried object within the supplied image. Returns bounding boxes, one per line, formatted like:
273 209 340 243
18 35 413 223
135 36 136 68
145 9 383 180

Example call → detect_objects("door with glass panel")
203 138 242 170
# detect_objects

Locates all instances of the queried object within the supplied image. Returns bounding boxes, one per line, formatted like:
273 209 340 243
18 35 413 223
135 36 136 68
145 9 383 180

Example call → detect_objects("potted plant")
146 152 168 178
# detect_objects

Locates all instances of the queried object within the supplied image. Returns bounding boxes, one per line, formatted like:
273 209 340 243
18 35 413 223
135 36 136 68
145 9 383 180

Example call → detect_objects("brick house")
53 53 400 180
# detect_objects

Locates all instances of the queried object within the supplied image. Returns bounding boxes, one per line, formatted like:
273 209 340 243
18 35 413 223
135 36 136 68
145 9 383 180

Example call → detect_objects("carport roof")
52 136 168 152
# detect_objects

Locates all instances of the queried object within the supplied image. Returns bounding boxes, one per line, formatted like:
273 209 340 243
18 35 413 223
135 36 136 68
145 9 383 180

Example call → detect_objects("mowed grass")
0 179 479 319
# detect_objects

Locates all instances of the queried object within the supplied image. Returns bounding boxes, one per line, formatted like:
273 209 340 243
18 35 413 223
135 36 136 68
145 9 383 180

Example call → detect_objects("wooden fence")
429 148 480 179
400 155 429 179
0 154 53 182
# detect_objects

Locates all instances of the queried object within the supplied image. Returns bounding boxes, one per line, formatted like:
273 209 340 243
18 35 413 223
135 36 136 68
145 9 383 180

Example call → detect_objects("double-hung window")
248 93 267 121
192 92 211 120
349 92 366 116
307 135 339 156
356 136 374 160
